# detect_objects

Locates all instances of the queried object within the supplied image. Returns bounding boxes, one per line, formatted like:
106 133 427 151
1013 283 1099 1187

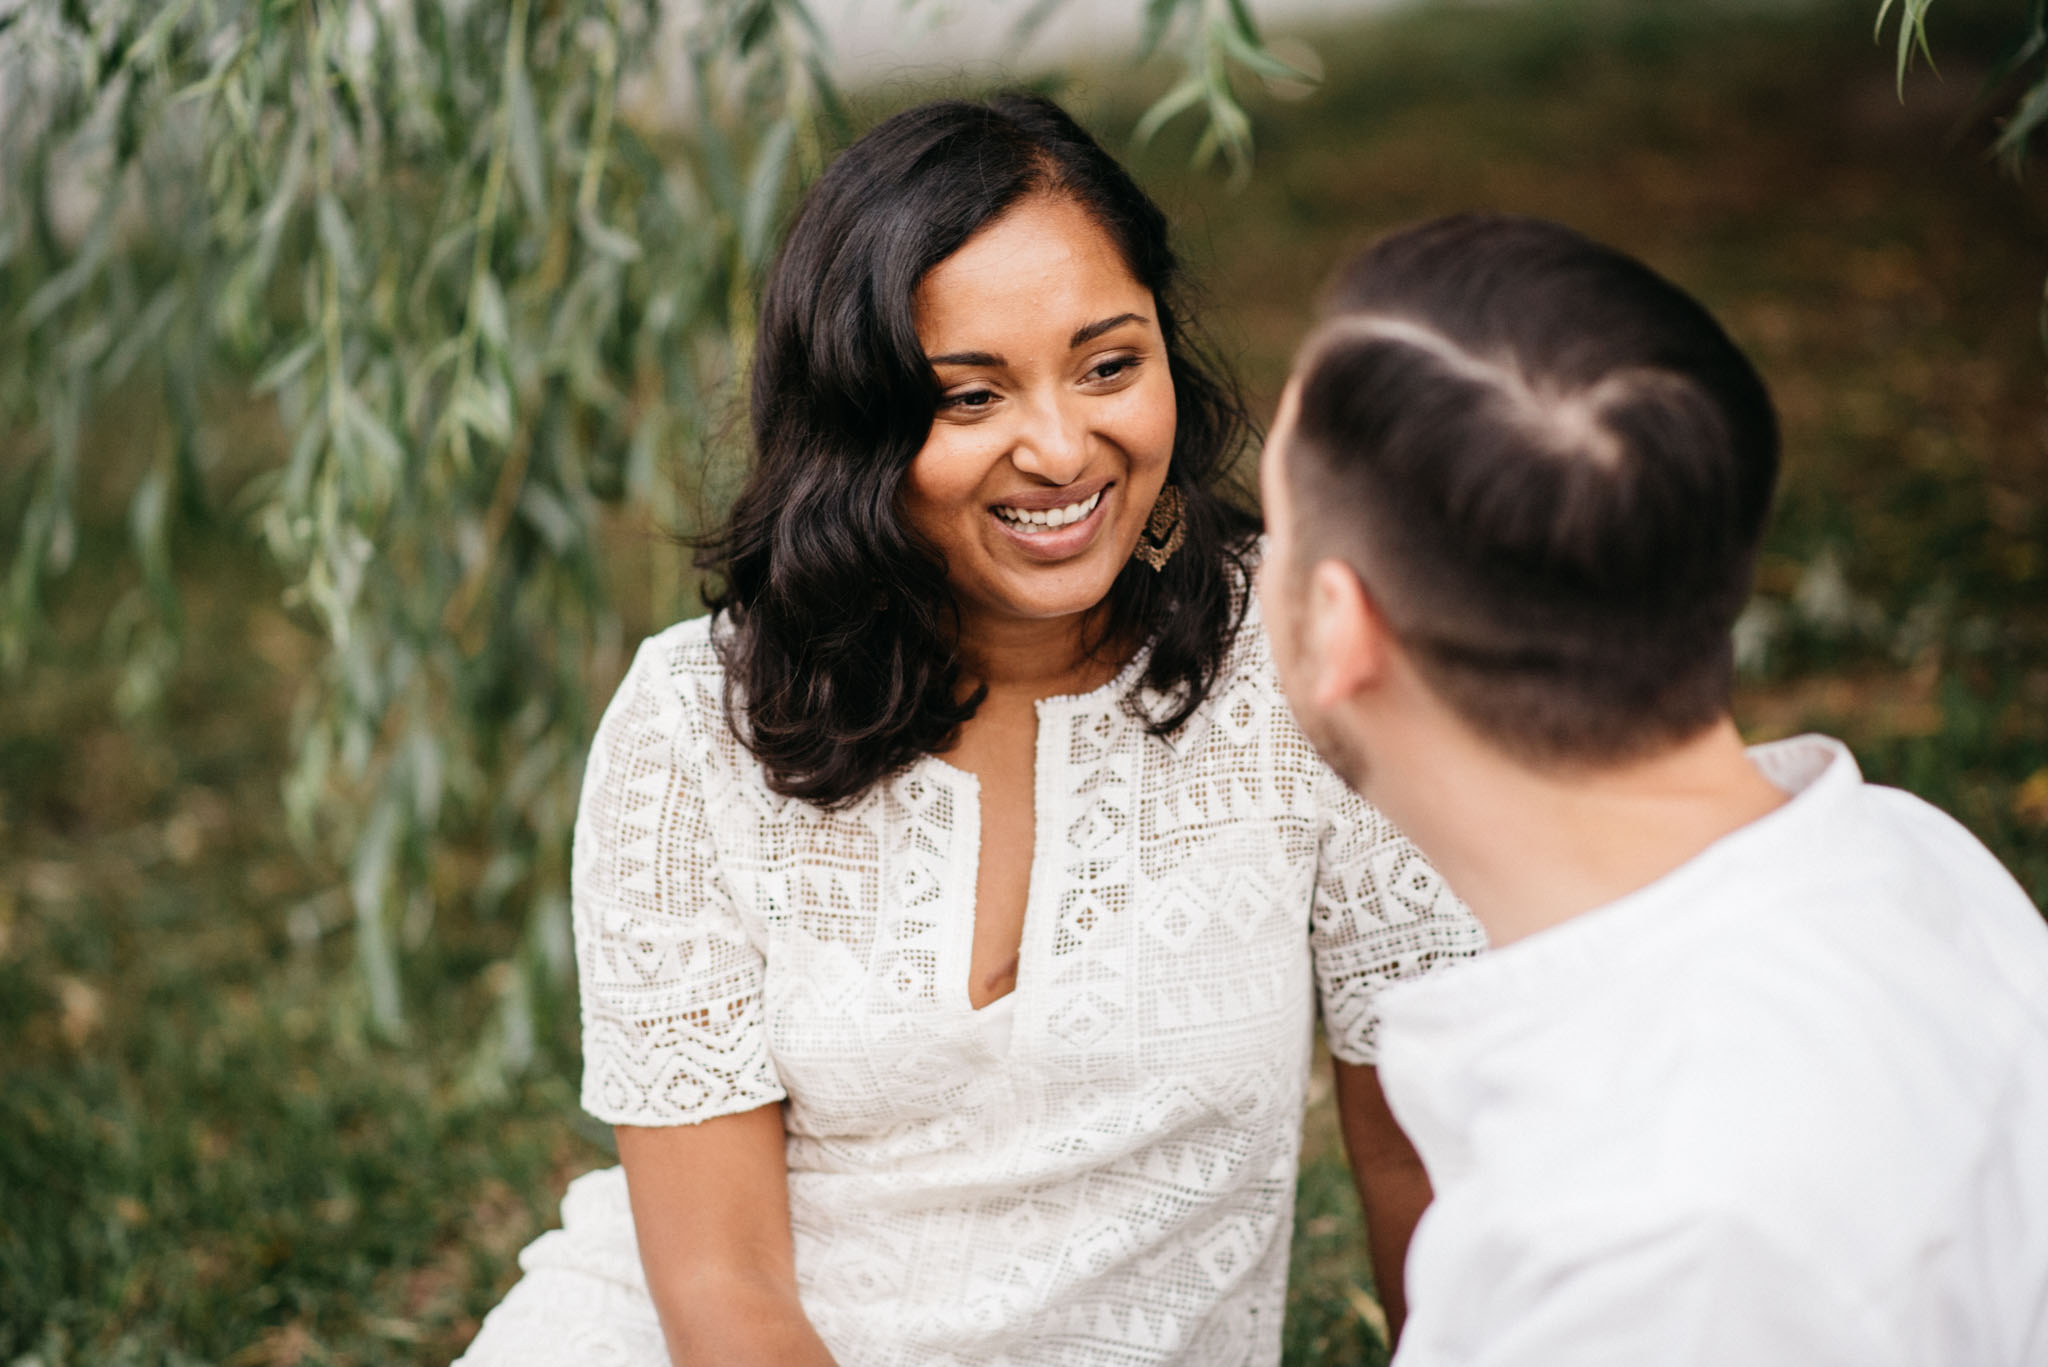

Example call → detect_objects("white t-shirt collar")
1378 733 1862 1044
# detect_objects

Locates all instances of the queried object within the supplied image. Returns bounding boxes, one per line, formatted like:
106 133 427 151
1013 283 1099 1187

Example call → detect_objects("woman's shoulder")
1130 535 1292 744
635 612 726 681
1192 539 1353 787
602 613 730 740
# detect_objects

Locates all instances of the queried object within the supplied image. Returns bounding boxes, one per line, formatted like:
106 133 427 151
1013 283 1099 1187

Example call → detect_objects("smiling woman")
452 94 1486 1367
707 95 1260 811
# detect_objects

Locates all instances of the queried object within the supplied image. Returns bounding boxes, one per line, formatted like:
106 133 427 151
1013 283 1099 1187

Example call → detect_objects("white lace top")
571 591 1484 1367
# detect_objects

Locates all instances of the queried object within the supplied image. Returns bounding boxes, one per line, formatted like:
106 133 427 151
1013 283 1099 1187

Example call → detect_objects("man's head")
1259 214 1779 790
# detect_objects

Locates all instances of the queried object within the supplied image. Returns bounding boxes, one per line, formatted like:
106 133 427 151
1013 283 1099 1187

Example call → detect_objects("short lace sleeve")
1310 764 1487 1065
571 631 785 1126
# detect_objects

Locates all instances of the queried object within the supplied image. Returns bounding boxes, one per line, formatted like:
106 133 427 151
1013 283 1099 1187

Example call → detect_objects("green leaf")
1137 0 1183 63
221 119 311 335
128 466 171 583
1214 14 1315 85
283 408 330 508
349 787 406 1035
741 117 796 269
506 53 546 221
22 203 115 327
343 388 407 482
1012 0 1075 47
517 483 579 554
1994 70 2048 169
576 207 643 262
102 284 185 387
316 190 361 287
1134 74 1209 147
1875 0 1939 96
253 334 322 395
735 0 776 54
777 0 829 47
130 0 200 72
686 45 744 218
452 373 514 446
473 273 510 354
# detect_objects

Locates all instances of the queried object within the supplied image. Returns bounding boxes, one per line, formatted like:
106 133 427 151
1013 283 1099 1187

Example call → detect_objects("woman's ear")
1305 558 1393 712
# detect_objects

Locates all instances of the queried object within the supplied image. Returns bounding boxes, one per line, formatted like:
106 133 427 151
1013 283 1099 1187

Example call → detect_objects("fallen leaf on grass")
1343 1281 1390 1347
316 1194 359 1226
467 1177 536 1259
229 1322 319 1367
163 811 206 865
2014 768 2048 829
24 861 81 903
55 975 103 1047
363 1316 423 1342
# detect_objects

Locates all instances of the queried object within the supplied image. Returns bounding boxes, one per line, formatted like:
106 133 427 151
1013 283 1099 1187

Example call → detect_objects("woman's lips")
988 481 1113 560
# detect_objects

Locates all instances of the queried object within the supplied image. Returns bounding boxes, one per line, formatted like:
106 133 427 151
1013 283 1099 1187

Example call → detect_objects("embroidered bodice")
570 591 1484 1366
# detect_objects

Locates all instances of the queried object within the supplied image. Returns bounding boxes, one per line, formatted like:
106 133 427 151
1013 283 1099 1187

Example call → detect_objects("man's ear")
1305 558 1391 711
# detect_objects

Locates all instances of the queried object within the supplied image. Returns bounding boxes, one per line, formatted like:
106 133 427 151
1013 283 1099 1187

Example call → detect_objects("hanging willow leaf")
349 785 406 1035
1135 75 1210 147
506 54 546 223
1876 2 2048 358
741 116 797 271
1994 70 2048 170
1876 0 1940 95
577 207 643 262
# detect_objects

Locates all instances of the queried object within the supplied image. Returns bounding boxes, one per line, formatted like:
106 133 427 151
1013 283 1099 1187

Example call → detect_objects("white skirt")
455 1166 669 1366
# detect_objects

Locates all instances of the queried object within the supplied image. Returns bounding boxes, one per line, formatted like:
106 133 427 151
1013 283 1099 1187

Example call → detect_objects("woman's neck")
956 604 1122 700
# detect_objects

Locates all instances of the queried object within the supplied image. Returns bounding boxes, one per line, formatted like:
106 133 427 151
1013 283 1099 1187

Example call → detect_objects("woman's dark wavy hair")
696 92 1259 807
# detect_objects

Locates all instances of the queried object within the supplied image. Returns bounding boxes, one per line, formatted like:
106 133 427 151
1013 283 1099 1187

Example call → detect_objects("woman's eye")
1089 356 1139 383
940 388 997 411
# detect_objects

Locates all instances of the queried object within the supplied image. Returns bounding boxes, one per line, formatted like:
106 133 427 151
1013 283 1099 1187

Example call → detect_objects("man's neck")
1373 717 1790 949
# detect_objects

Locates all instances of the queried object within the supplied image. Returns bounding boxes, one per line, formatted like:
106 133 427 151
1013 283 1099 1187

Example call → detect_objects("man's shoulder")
1478 816 2048 1169
1670 822 2048 1073
1597 821 2048 1202
1758 779 2048 1030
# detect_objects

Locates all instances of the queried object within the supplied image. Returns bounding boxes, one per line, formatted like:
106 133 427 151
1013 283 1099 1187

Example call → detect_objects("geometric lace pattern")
498 588 1486 1367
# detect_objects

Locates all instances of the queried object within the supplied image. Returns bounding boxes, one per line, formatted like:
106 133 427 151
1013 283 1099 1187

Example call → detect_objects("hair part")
697 93 1258 807
1284 213 1779 766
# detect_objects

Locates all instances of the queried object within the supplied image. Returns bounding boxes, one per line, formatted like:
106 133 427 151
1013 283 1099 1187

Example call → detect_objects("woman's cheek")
906 432 996 537
1122 375 1179 470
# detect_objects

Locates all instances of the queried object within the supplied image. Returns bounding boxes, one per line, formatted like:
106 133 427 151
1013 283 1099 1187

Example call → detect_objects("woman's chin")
966 541 1135 625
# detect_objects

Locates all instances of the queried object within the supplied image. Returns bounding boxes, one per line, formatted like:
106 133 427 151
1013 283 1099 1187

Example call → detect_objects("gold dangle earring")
1133 483 1186 572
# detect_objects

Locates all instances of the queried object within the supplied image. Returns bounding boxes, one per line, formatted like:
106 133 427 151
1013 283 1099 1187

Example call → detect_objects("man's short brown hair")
1285 214 1779 765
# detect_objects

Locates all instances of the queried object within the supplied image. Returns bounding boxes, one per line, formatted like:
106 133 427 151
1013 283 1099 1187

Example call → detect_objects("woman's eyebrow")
925 312 1147 367
1070 312 1147 347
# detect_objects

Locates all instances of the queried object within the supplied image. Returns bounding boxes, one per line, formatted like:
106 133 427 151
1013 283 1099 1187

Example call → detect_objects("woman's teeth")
993 490 1102 531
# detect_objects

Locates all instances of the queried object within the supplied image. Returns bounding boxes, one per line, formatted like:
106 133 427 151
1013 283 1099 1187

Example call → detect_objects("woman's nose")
1010 394 1090 485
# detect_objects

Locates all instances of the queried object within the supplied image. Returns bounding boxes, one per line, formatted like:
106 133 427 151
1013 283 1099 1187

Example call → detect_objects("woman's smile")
988 477 1113 559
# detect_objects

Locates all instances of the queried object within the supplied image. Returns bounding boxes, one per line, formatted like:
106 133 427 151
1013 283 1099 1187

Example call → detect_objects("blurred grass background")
4 0 2045 1362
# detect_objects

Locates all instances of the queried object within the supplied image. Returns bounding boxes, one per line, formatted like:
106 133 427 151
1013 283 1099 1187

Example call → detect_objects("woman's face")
903 194 1178 633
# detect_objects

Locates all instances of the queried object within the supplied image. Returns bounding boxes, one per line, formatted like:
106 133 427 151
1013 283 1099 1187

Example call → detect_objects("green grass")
5 1 2045 1362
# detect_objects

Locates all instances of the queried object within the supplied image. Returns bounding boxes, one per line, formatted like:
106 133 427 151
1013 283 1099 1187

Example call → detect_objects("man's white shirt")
1379 734 2048 1367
